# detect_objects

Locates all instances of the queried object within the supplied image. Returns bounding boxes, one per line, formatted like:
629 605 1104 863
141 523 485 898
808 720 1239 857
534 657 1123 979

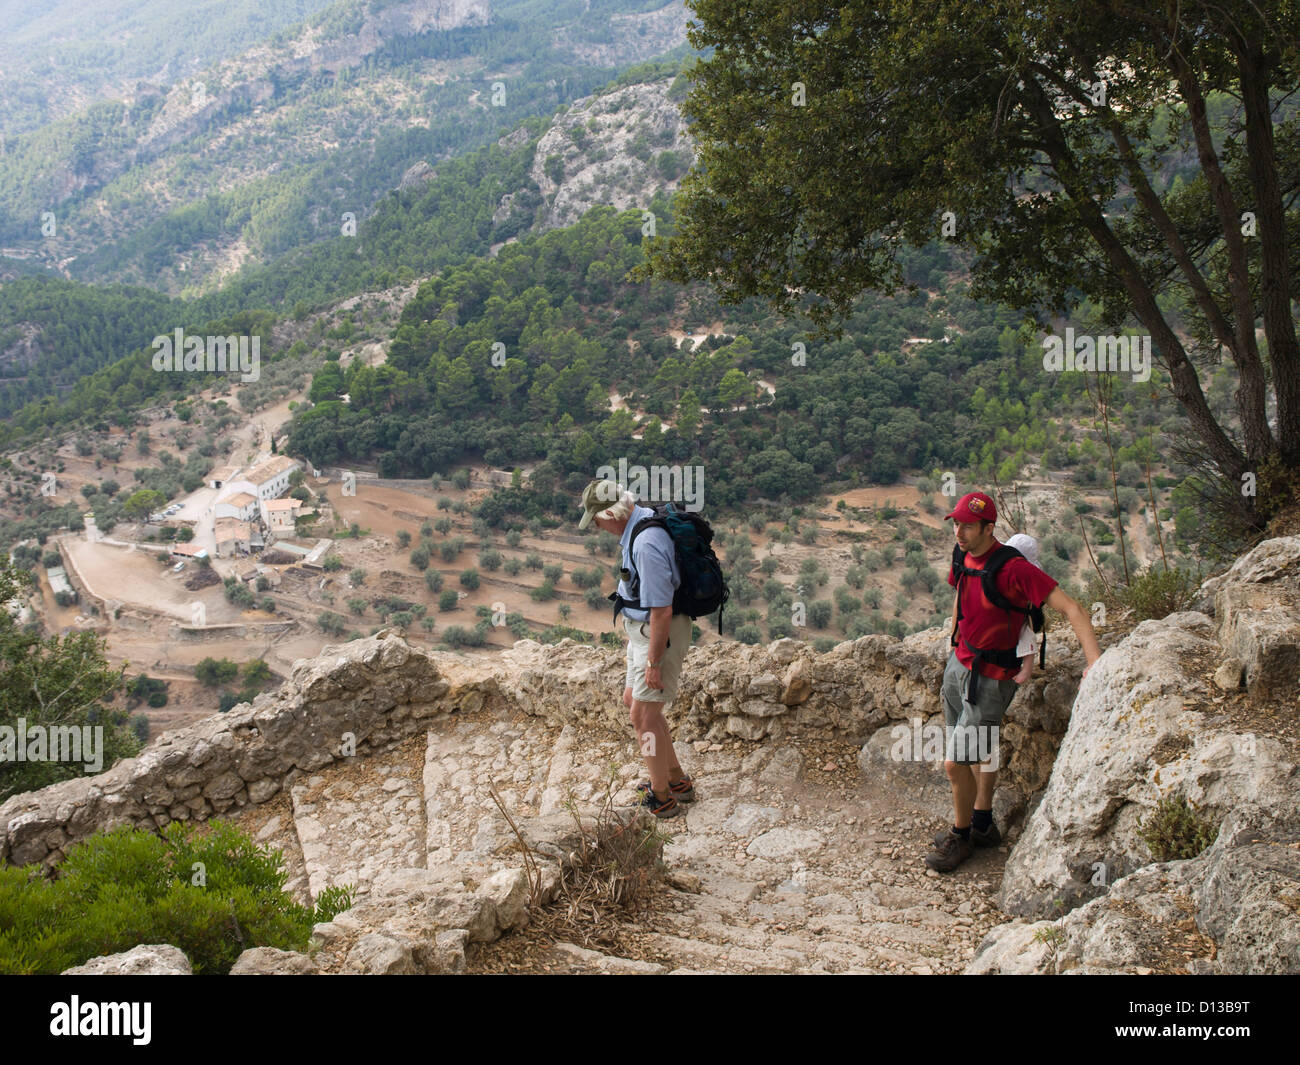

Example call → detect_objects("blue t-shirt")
616 504 680 623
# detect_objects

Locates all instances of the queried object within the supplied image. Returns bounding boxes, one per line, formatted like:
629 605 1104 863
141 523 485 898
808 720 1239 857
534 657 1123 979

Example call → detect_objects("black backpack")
609 503 730 631
950 543 1046 680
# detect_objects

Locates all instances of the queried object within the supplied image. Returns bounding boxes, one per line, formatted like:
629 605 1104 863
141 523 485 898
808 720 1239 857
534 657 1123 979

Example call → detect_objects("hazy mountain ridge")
0 0 689 293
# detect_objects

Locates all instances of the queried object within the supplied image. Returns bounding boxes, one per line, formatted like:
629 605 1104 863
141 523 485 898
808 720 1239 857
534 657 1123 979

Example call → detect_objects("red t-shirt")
948 540 1058 680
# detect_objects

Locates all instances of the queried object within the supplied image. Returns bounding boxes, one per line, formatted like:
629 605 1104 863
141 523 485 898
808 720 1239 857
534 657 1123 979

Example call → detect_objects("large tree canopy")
641 0 1300 530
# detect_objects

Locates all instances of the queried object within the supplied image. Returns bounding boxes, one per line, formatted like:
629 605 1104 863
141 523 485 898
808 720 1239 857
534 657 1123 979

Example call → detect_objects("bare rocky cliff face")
139 0 494 157
523 77 693 234
3 537 1296 974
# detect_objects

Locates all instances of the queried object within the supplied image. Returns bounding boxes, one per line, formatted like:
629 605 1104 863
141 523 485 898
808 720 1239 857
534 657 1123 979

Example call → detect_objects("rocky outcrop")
970 799 1300 974
551 2 688 68
528 78 694 233
62 944 193 975
308 810 657 975
997 537 1300 920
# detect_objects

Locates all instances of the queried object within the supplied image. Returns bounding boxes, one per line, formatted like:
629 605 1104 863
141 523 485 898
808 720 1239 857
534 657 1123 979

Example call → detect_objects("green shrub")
1118 566 1202 622
1139 794 1218 862
195 657 239 687
0 821 352 974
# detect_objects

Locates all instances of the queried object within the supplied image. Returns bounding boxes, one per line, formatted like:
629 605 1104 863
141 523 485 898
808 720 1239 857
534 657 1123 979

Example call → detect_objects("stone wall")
0 634 498 870
499 625 1089 807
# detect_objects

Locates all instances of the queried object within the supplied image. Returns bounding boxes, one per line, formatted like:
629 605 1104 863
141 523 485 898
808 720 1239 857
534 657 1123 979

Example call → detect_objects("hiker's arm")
645 605 672 689
1044 587 1102 673
950 590 959 642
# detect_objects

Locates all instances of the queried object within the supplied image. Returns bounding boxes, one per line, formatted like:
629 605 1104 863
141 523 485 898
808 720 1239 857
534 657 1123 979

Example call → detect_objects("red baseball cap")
945 491 997 523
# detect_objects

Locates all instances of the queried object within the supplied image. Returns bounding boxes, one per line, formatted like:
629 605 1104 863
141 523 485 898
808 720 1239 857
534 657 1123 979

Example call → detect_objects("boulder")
998 611 1292 918
62 944 192 975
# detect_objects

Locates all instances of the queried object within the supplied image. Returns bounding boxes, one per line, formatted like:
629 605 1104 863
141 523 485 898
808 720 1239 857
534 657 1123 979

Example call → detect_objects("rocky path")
228 707 1009 974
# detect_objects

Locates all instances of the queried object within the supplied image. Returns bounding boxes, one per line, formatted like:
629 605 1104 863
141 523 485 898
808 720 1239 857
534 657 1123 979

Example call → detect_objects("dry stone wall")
0 634 497 870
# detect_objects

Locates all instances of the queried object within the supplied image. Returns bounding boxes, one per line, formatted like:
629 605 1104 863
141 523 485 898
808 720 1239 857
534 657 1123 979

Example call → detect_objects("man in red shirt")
926 491 1101 873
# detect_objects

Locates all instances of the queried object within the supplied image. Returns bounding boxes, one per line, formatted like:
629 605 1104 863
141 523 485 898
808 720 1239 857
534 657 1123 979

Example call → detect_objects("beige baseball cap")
578 479 624 530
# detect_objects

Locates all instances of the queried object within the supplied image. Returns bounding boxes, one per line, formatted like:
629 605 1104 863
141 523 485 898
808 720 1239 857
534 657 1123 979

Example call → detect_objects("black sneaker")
637 789 683 819
635 775 696 803
933 822 1000 848
925 830 974 873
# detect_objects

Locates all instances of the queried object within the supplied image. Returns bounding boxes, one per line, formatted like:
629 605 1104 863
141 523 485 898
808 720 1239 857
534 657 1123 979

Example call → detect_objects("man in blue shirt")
579 479 694 818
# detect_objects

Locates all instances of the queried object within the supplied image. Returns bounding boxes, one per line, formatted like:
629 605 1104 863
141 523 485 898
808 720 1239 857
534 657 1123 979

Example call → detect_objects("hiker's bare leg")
630 698 679 795
974 763 997 812
945 760 976 829
626 688 683 783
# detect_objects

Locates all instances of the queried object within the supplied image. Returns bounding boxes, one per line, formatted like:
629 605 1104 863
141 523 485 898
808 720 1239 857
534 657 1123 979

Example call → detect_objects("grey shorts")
623 613 693 704
941 649 1017 765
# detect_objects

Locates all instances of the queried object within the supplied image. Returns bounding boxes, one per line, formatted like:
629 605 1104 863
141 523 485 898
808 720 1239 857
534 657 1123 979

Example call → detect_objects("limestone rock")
780 658 812 705
62 944 192 975
343 933 416 975
550 941 669 974
746 827 824 860
1215 584 1300 695
1198 535 1300 602
480 867 530 933
998 610 1295 918
1212 658 1244 690
722 804 782 837
229 947 319 975
965 922 1055 975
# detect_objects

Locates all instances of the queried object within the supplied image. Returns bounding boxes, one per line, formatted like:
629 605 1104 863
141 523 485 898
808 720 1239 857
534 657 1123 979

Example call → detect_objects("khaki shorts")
940 650 1017 765
623 613 693 703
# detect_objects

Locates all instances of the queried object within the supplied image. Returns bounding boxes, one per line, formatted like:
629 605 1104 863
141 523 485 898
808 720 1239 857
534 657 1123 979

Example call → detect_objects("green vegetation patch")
0 820 352 974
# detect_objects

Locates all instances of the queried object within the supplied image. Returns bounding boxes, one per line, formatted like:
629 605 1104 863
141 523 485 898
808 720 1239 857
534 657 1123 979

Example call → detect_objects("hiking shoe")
637 789 683 819
635 775 696 803
933 822 1001 848
925 830 974 873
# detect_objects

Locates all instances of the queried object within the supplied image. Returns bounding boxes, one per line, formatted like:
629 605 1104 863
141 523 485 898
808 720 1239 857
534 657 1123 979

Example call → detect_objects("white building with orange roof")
223 455 302 505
